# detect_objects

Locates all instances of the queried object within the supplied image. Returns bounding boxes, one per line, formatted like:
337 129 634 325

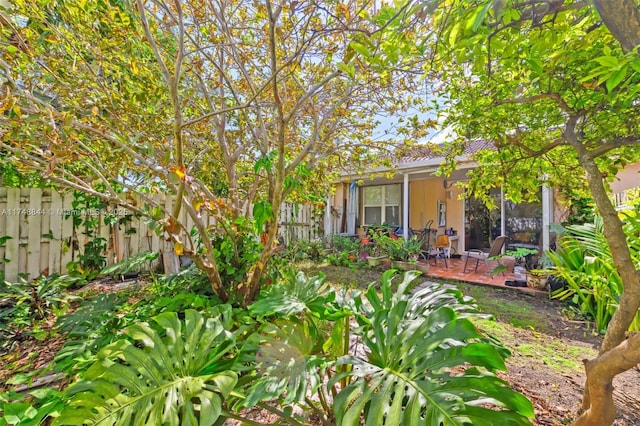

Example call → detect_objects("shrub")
34 270 533 426
378 235 422 260
549 214 640 333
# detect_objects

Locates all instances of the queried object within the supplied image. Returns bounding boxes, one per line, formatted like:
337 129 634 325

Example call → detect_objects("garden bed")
1 267 639 425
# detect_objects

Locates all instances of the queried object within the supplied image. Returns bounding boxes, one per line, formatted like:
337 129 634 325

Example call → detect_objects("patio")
418 256 547 294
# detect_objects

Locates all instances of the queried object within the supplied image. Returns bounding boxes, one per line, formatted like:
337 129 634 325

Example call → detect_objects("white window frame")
362 184 402 226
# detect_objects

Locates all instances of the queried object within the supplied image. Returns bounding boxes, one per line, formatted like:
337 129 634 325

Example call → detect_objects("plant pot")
527 272 548 290
367 255 388 267
415 262 430 274
391 260 417 271
320 248 333 256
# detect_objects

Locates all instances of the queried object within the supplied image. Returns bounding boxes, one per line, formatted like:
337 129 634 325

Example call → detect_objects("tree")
0 0 429 306
427 1 640 424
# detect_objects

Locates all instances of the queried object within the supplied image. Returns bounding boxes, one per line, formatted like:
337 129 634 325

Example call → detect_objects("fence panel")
0 188 322 281
3 188 20 280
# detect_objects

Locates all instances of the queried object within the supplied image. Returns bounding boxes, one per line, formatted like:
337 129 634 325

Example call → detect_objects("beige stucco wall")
610 163 640 193
329 182 348 234
408 178 464 234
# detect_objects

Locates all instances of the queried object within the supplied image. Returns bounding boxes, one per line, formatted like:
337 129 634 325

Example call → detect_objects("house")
325 141 639 255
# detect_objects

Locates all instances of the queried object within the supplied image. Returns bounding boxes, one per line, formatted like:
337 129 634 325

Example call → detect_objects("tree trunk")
592 0 640 52
189 253 229 303
565 117 640 425
573 333 640 426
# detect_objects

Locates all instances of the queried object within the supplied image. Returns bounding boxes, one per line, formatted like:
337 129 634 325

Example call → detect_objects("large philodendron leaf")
242 319 327 408
54 310 237 426
330 274 534 426
242 271 359 409
249 271 346 319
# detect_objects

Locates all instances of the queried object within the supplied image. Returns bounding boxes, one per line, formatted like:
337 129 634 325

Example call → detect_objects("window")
363 184 401 226
464 188 542 250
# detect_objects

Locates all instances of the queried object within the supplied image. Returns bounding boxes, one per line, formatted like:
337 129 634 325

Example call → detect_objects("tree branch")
589 136 640 157
495 92 572 112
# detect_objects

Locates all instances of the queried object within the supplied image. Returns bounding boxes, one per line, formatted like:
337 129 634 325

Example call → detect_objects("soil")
2 270 639 425
472 285 640 426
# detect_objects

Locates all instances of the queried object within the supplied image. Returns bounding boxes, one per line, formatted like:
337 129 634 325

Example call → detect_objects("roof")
400 139 493 163
337 139 493 183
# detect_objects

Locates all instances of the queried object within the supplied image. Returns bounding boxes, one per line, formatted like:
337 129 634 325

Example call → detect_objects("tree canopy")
422 1 640 424
0 0 431 305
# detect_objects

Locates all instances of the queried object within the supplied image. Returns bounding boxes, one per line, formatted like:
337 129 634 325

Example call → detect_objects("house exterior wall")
609 163 640 193
328 177 467 239
329 182 348 234
330 159 639 251
407 178 465 235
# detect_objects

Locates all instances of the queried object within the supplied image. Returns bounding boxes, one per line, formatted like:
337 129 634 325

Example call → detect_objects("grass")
475 318 595 373
295 263 596 375
455 282 553 333
295 260 394 289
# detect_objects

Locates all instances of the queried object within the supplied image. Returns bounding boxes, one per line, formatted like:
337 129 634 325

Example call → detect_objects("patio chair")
412 227 434 262
463 235 507 275
432 234 449 268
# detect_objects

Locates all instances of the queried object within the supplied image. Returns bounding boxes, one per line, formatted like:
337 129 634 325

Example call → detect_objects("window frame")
362 184 402 226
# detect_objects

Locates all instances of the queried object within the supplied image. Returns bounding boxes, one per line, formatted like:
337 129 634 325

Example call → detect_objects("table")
507 243 539 251
448 235 459 257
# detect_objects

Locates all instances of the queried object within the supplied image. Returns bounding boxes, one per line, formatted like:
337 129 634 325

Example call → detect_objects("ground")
473 287 640 425
1 265 639 425
303 263 640 425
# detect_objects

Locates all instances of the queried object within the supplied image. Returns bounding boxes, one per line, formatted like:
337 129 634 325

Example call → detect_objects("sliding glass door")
464 188 543 251
464 189 501 250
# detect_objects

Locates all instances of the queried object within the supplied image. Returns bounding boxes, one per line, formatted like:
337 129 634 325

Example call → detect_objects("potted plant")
490 247 538 278
362 240 388 267
527 252 555 290
379 235 423 271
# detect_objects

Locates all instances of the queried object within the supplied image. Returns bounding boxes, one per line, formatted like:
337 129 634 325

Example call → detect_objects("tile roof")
400 139 494 163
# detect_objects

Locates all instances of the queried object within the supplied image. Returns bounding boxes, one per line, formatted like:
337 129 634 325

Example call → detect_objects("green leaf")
468 2 491 32
243 320 326 407
337 61 355 77
99 250 159 276
526 57 543 76
330 275 534 425
55 310 237 426
254 151 275 173
629 59 640 73
350 42 371 58
449 22 462 47
606 66 628 92
250 271 338 318
252 201 274 234
594 55 618 68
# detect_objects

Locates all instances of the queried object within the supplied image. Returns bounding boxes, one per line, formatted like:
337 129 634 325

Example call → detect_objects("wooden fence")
0 188 322 282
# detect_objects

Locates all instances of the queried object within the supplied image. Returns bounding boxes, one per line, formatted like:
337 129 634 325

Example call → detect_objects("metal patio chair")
463 235 507 275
